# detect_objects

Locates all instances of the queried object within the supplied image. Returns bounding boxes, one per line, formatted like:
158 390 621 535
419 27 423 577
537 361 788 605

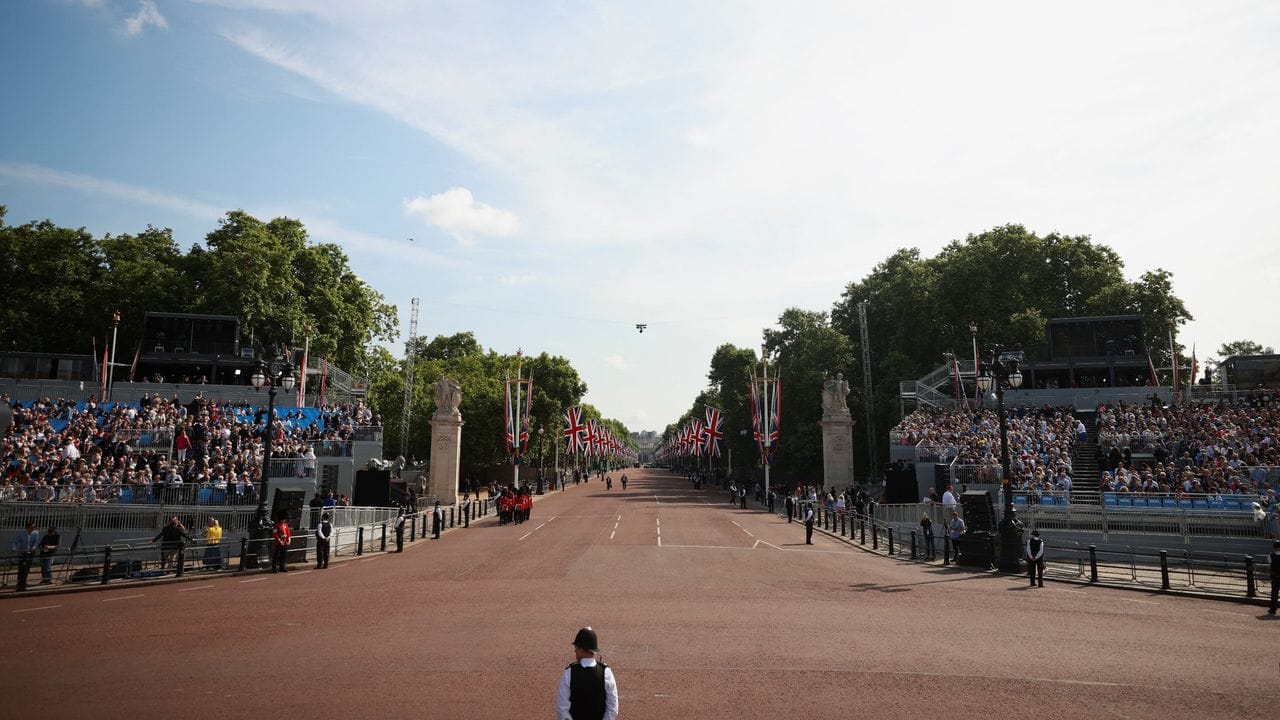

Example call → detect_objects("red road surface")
4 470 1278 720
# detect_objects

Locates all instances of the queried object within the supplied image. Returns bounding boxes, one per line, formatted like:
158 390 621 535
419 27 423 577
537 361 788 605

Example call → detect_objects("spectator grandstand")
1 392 380 505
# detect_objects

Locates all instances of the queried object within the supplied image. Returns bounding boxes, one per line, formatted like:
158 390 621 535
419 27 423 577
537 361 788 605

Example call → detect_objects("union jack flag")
703 407 723 458
563 406 586 454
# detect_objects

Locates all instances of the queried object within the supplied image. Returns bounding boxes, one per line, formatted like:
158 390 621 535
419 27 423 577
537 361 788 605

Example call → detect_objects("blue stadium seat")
212 490 226 505
1013 495 1027 505
1162 498 1179 509
197 487 213 504
119 488 134 504
1191 499 1208 510
1040 496 1056 507
1208 499 1225 510
1223 498 1245 511
1103 492 1118 506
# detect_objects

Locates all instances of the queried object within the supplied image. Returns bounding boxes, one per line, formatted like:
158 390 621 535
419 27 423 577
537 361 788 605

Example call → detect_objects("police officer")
1026 529 1045 587
433 500 444 539
314 512 332 569
785 493 795 522
803 503 815 545
1268 540 1280 616
393 508 406 552
460 494 471 528
555 627 619 720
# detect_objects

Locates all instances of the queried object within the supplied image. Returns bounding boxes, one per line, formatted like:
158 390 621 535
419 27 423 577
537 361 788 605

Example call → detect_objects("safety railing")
950 463 1003 484
764 498 1269 603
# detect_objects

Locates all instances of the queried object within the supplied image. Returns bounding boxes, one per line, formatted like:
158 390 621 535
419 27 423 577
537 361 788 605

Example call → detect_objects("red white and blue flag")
563 405 586 455
703 406 723 458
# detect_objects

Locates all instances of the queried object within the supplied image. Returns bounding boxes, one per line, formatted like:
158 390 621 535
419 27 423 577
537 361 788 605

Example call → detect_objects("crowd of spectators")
891 406 1080 495
1 392 380 504
1096 398 1279 504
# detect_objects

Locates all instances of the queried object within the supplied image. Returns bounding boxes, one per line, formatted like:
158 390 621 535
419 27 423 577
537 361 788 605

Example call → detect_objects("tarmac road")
4 469 1278 720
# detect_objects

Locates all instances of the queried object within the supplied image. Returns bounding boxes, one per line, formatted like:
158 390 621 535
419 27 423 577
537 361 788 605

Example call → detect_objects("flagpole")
513 350 523 490
762 344 771 501
108 310 120 401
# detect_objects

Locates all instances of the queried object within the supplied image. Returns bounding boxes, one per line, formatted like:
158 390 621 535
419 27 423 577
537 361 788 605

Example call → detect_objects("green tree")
0 214 105 353
1217 340 1274 357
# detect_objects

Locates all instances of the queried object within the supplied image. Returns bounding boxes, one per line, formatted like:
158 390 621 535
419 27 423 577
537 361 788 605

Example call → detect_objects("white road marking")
519 532 533 541
610 531 616 540
103 594 145 602
657 536 662 546
535 523 547 531
177 585 214 592
731 521 741 527
1121 598 1159 605
1202 609 1248 617
1054 589 1088 595
741 528 755 538
11 605 61 613
240 577 268 583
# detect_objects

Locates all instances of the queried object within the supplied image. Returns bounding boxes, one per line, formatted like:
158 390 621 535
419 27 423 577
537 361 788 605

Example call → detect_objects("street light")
976 350 1024 573
108 310 121 401
249 359 295 565
536 427 545 495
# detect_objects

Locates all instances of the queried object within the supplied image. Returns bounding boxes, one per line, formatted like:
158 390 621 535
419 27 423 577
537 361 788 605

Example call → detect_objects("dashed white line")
740 528 755 538
240 577 268 583
177 585 214 592
1054 589 1088 595
731 521 741 527
1202 608 1248 617
610 531 616 540
103 594 145 602
1121 598 1159 605
519 532 533 541
11 605 61 613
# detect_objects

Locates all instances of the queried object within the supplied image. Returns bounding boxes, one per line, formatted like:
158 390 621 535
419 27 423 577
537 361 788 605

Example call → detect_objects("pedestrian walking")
1026 529 1045 587
314 512 332 569
803 503 815 545
394 508 406 552
11 521 39 591
555 627 619 720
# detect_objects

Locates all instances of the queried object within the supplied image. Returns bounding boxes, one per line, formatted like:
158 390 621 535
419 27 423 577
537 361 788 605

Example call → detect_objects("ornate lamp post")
976 350 1024 573
108 310 121 401
249 360 295 564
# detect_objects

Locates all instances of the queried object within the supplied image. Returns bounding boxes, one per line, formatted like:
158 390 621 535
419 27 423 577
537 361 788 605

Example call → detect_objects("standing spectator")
151 516 190 570
948 511 966 561
1268 540 1279 616
314 512 332 569
785 493 795 522
271 511 292 573
920 513 935 561
942 485 959 514
11 521 39 591
203 518 223 570
555 627 619 720
1025 529 1045 587
393 508 405 552
803 503 815 545
38 526 59 585
433 500 444 539
308 493 323 529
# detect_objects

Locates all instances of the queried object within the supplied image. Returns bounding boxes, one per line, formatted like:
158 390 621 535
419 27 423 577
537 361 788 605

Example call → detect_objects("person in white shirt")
556 627 619 720
941 486 958 511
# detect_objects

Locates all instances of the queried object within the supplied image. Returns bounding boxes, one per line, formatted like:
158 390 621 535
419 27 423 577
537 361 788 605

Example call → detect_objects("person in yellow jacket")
204 517 224 569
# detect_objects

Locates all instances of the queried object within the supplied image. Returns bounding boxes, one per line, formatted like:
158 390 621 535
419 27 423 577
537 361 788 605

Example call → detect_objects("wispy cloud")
604 354 627 370
123 0 167 36
403 187 518 246
0 161 222 220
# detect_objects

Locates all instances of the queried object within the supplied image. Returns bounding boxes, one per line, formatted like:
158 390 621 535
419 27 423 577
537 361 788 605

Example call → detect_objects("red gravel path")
4 470 1278 720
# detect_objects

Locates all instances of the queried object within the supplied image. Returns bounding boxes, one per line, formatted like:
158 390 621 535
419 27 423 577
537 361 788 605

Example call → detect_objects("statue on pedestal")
434 376 462 419
822 373 850 414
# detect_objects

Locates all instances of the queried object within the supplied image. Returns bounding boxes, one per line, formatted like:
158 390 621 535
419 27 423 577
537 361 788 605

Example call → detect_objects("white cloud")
403 187 518 245
123 0 167 36
604 354 627 370
0 161 221 220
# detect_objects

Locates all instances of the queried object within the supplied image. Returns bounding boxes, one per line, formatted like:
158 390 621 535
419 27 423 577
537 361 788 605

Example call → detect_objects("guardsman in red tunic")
271 512 292 573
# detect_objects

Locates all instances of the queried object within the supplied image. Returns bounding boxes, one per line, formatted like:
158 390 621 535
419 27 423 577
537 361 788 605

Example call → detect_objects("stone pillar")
427 377 463 504
821 374 855 491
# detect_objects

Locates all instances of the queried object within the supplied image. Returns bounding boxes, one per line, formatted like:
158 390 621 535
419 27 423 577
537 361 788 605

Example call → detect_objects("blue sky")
2 0 1279 433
